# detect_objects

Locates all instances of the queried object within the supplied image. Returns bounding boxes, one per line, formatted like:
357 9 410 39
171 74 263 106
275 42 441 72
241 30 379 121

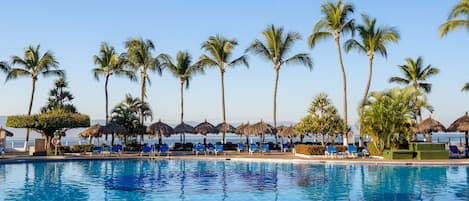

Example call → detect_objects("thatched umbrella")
195 120 217 145
101 122 126 145
245 120 274 144
0 127 14 137
147 120 174 145
414 116 446 142
79 124 103 144
174 122 194 143
447 112 469 157
235 123 250 144
277 125 296 146
216 122 235 133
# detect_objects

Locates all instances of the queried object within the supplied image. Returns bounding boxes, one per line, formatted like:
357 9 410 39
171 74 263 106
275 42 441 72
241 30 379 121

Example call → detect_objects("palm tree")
197 35 248 144
5 45 63 149
345 14 400 103
93 42 136 125
112 94 152 144
308 0 355 144
247 24 313 141
158 51 203 142
439 0 469 37
389 57 440 121
125 38 161 125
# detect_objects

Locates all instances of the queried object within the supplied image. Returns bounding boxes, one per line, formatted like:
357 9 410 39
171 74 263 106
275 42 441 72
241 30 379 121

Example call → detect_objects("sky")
0 0 468 129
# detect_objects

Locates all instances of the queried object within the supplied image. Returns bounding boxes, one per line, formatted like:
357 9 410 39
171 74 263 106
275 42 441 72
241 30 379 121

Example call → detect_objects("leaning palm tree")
308 0 354 144
158 51 202 132
389 57 440 121
247 24 313 139
125 38 161 125
439 0 469 37
5 45 63 149
345 14 400 104
197 35 248 144
93 42 136 125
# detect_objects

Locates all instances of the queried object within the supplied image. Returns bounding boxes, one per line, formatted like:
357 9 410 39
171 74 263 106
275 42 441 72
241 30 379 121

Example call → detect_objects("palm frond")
462 82 469 92
307 32 333 48
5 68 32 82
389 76 410 85
282 53 313 70
228 55 249 68
42 69 65 78
344 39 366 54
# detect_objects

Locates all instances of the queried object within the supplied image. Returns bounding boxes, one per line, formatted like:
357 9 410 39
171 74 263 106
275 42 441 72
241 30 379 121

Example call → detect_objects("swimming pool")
0 159 468 201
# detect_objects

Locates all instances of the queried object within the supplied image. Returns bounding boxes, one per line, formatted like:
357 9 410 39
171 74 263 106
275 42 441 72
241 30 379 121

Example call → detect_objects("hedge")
295 144 347 155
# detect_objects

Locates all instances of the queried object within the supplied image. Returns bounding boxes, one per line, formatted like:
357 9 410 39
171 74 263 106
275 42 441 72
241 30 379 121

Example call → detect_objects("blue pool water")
0 160 468 201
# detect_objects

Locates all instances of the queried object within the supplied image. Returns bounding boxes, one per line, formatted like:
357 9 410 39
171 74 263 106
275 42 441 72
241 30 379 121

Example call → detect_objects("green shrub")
71 144 94 152
368 142 380 156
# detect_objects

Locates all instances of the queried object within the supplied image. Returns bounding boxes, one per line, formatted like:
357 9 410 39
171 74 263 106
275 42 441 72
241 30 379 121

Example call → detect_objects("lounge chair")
103 145 111 153
158 144 170 156
194 144 205 156
261 144 270 153
324 146 337 158
207 143 215 155
281 143 290 152
237 143 246 152
357 146 370 158
0 146 4 157
92 146 102 155
249 144 259 155
111 145 123 155
215 144 224 156
449 145 463 158
347 145 358 158
140 145 153 156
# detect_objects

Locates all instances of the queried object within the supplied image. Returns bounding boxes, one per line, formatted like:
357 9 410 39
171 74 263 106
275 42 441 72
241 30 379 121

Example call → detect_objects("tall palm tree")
247 24 313 141
93 42 136 125
439 0 469 37
308 0 354 144
345 14 400 103
389 57 440 121
125 38 161 125
197 35 248 144
158 51 202 140
5 45 63 149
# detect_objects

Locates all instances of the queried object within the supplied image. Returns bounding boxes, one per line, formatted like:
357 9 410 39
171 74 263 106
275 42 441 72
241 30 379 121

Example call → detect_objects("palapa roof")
276 125 295 137
147 120 174 137
216 122 236 133
195 120 217 135
79 124 103 138
174 122 195 133
414 116 446 134
235 123 250 134
101 122 126 134
0 127 14 137
448 112 469 132
244 120 274 136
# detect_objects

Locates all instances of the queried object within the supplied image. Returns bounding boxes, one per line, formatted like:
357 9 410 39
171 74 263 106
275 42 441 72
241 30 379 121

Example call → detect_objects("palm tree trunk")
220 70 226 144
273 66 280 145
111 133 115 146
180 80 185 143
104 75 109 142
335 33 348 146
25 78 37 150
140 71 145 144
359 55 374 147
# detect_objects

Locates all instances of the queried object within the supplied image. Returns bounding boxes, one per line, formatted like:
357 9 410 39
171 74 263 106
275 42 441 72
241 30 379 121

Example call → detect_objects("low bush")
296 144 349 155
71 144 94 152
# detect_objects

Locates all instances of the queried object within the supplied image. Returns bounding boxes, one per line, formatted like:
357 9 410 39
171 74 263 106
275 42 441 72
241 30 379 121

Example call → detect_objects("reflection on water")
0 160 468 201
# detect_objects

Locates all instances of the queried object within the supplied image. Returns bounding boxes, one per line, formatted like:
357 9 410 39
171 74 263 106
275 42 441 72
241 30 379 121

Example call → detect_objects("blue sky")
0 0 468 128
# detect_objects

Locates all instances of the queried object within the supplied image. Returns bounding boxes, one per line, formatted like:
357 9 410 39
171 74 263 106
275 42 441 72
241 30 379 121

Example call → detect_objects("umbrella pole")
180 134 183 143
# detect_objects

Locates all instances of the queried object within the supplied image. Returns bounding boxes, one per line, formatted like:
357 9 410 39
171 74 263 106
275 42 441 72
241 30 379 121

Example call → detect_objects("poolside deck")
2 151 469 165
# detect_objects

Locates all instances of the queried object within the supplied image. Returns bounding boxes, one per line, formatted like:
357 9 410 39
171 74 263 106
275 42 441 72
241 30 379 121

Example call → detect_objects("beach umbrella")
245 120 274 144
79 124 103 144
0 127 14 137
147 120 174 145
235 123 250 144
414 116 446 142
102 122 126 145
195 120 217 145
174 122 195 143
447 112 469 157
277 125 296 145
216 122 236 133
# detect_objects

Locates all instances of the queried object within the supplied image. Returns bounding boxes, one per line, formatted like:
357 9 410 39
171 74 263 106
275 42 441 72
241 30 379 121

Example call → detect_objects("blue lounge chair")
194 144 205 156
92 146 102 155
111 145 122 155
158 144 170 156
449 145 462 158
140 145 153 156
215 144 224 156
103 145 111 153
249 144 259 155
237 143 246 152
261 144 270 153
325 146 337 158
347 145 358 158
281 143 290 152
207 143 215 155
357 146 370 158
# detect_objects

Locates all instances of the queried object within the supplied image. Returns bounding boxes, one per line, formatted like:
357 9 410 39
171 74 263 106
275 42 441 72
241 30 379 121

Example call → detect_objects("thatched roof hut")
414 116 446 134
0 127 14 137
174 122 195 133
101 122 126 134
79 124 103 138
235 123 249 134
195 121 217 135
448 113 469 132
277 125 295 138
216 122 235 133
244 120 274 136
147 120 174 137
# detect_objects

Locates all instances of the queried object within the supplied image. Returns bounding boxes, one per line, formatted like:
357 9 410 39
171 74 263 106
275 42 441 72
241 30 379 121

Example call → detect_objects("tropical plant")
5 45 64 149
111 94 152 144
308 0 355 144
345 14 400 104
125 38 161 124
439 0 469 37
40 76 77 113
389 57 439 121
360 87 431 154
247 24 313 139
93 42 136 124
197 34 248 144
